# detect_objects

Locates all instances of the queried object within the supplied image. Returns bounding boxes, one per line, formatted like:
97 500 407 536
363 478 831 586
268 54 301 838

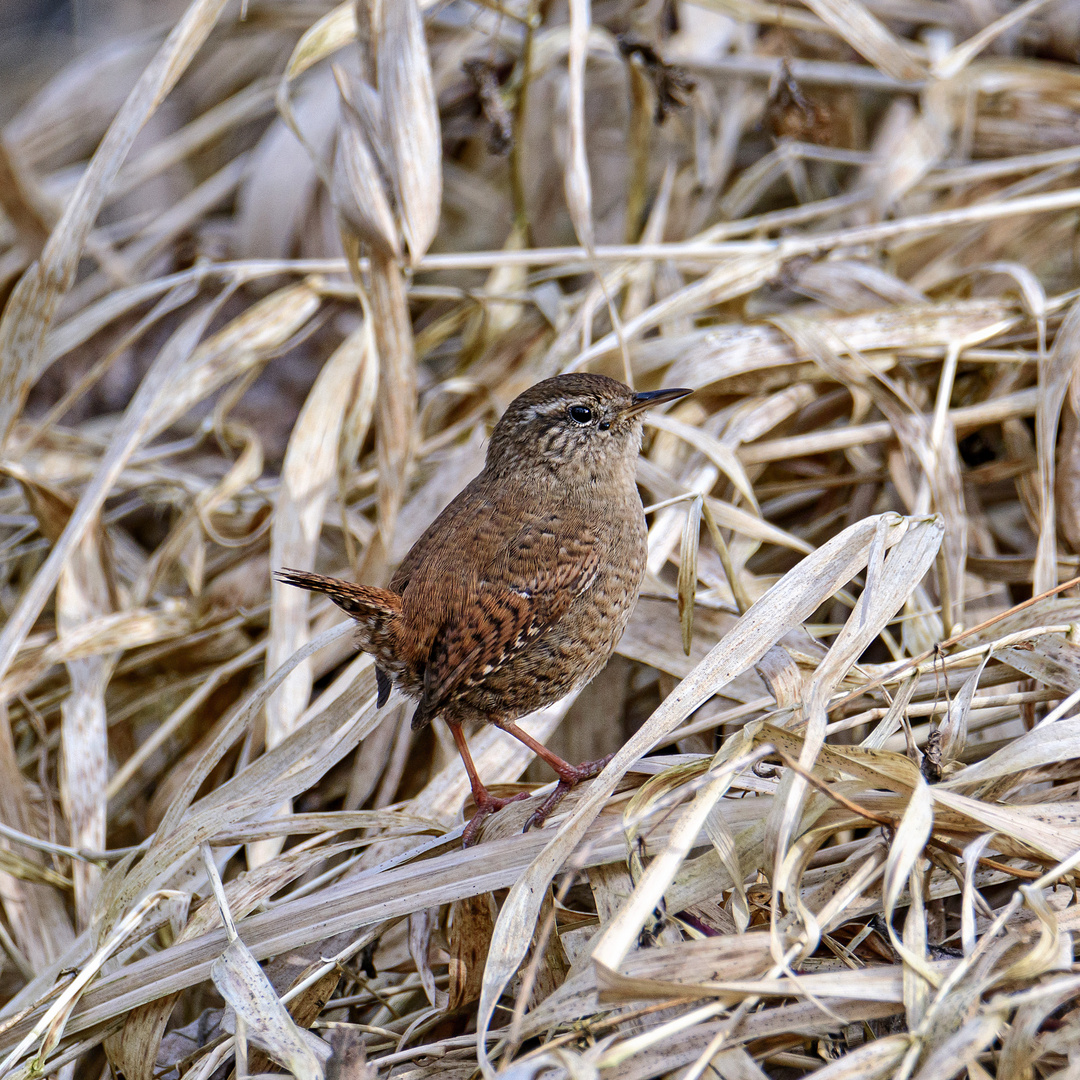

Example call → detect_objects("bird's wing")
388 474 498 596
411 513 600 725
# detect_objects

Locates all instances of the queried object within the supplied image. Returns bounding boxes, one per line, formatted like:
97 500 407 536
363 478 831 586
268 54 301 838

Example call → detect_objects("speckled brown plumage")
276 373 691 844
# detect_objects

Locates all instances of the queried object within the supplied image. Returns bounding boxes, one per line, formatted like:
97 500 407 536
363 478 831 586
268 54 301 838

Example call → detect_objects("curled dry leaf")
282 2 357 86
332 73 400 259
380 0 441 264
212 936 330 1080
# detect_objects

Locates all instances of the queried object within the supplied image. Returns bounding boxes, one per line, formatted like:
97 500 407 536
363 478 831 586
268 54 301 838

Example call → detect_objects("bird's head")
485 373 692 486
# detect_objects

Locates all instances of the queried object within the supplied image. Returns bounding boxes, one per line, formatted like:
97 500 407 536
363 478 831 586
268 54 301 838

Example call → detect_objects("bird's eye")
568 405 594 425
598 420 611 431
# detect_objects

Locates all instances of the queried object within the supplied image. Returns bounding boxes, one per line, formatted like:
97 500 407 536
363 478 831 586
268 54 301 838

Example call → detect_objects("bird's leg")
494 719 614 832
449 721 529 847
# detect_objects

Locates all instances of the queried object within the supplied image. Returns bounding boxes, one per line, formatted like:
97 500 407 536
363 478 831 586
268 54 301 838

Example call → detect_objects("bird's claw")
522 753 615 833
462 790 530 847
523 780 573 833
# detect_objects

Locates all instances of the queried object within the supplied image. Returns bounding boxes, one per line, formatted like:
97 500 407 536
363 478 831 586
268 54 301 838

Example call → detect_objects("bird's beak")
622 386 693 417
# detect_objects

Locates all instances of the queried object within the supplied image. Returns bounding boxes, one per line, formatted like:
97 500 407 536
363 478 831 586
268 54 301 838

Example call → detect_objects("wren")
276 373 692 845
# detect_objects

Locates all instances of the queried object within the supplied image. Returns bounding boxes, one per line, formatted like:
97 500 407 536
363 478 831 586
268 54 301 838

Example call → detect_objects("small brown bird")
277 374 691 844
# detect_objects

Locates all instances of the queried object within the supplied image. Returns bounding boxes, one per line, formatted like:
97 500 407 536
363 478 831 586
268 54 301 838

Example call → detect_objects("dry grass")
2 0 1080 1077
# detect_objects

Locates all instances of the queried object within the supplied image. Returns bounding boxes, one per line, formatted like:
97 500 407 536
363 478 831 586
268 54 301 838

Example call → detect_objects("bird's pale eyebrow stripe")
528 402 583 419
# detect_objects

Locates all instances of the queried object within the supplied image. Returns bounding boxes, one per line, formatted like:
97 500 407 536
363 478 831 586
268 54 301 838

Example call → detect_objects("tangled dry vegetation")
6 0 1080 1077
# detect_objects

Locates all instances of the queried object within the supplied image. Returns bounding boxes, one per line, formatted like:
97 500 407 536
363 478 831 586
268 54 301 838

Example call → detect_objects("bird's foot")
462 790 531 847
523 753 615 833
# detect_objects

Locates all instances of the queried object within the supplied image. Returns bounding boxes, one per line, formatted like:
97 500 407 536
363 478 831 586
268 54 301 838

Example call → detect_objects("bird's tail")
274 569 402 621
